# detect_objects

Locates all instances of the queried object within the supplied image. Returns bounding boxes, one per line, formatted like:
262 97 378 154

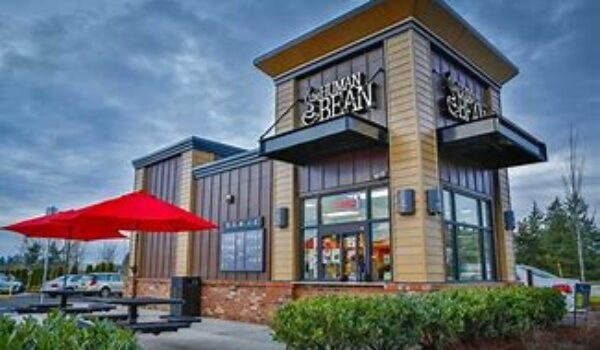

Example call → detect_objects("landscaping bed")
0 312 140 349
272 286 569 350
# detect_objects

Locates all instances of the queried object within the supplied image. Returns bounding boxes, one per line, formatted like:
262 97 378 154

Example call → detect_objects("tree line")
0 240 122 290
515 128 600 281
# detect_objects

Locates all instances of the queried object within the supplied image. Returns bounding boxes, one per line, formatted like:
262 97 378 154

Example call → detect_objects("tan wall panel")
174 150 214 276
271 80 298 281
386 30 444 283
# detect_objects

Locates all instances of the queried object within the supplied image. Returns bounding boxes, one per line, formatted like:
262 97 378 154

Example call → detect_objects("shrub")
272 286 566 350
0 312 139 350
272 295 423 350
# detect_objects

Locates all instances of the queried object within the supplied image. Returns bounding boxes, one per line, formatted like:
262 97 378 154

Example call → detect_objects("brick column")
385 30 444 283
174 150 214 276
271 80 298 281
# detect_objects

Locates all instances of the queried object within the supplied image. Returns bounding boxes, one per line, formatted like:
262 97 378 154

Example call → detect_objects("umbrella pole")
61 238 70 308
131 226 140 298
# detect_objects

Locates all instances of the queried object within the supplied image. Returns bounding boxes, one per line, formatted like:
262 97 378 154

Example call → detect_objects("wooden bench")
122 321 191 335
83 313 129 322
159 314 202 323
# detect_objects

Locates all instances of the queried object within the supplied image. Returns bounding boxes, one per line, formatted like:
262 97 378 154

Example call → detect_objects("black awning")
259 114 388 165
438 116 547 168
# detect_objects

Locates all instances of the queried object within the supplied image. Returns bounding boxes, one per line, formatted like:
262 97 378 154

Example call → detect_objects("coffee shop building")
129 0 547 324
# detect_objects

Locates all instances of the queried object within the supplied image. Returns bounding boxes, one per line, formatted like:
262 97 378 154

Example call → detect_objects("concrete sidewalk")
138 316 285 350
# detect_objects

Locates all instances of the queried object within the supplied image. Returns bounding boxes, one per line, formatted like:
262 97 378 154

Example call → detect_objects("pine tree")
515 202 545 267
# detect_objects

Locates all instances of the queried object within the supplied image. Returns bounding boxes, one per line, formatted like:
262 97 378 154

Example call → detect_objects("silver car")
0 274 24 294
84 273 124 297
41 274 87 297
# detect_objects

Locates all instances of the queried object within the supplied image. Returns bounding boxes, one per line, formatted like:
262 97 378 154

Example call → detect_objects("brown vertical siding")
190 160 272 281
296 46 386 127
138 156 181 278
297 147 388 195
432 50 494 197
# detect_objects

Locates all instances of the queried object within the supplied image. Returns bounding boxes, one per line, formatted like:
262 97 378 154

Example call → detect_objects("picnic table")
86 296 184 325
14 302 115 315
50 289 87 309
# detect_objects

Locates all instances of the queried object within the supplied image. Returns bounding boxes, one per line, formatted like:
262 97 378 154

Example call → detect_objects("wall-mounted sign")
220 217 265 272
302 72 376 126
443 73 488 123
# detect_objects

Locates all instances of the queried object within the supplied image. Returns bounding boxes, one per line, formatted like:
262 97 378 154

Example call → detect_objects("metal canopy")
259 114 388 165
438 116 547 169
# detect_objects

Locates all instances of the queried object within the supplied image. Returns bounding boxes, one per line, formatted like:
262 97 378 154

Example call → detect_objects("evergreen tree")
515 202 545 267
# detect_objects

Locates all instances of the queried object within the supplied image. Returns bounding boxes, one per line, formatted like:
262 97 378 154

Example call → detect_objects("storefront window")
321 235 341 280
371 222 391 281
300 186 391 282
370 187 389 219
454 194 478 225
303 198 318 227
443 190 496 281
303 229 318 280
444 223 455 281
321 191 367 225
456 226 482 281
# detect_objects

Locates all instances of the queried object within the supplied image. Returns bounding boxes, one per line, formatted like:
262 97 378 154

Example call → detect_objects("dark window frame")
443 187 496 282
299 184 391 282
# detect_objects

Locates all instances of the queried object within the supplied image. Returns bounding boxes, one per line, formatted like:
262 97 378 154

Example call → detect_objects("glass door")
341 232 366 281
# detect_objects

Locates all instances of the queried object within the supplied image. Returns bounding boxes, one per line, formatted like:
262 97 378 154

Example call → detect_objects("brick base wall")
200 280 293 324
127 278 512 325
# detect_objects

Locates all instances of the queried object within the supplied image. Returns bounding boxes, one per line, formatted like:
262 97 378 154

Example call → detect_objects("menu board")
220 217 265 272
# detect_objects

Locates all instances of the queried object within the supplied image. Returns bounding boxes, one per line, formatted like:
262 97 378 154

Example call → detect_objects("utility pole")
40 206 57 303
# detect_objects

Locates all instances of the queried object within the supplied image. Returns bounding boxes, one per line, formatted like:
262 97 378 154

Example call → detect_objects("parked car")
516 264 584 311
84 273 124 297
0 273 24 294
41 274 87 297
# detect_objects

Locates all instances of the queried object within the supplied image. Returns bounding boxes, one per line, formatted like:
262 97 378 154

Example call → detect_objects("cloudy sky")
0 0 598 259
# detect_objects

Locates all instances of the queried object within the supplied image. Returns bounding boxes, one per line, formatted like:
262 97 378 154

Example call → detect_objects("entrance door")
342 232 366 281
321 231 366 281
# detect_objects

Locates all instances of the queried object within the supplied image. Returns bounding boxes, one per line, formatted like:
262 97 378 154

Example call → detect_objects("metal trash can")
170 277 201 317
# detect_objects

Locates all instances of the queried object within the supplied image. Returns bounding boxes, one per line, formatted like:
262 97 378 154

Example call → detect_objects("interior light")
324 211 360 218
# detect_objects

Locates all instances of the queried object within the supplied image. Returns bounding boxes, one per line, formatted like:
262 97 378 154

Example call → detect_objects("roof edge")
193 149 265 178
132 136 246 169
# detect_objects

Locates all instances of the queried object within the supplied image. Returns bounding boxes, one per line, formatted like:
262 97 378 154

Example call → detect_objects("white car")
516 264 582 311
0 274 24 294
83 273 124 297
41 274 87 297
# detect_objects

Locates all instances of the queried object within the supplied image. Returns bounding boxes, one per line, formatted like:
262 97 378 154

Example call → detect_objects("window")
321 191 367 225
370 188 389 219
304 198 318 227
303 229 318 280
300 187 391 281
443 190 496 281
371 222 391 281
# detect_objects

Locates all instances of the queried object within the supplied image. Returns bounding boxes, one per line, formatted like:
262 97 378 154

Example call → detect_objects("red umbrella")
3 210 128 307
63 191 216 232
61 190 217 297
4 210 127 241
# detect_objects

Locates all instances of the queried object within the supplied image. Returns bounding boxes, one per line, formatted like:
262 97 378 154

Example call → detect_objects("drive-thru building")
129 0 547 323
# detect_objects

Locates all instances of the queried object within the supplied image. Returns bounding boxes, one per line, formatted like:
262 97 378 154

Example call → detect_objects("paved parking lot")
138 314 284 350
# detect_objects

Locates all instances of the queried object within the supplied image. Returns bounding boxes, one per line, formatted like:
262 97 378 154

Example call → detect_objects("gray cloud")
1 0 599 258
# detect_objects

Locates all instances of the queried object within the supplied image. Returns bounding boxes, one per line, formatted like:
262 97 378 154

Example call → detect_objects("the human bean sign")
301 72 376 126
443 72 489 123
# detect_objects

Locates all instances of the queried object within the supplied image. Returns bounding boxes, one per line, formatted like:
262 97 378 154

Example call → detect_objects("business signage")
443 73 488 123
220 217 265 272
302 72 376 126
